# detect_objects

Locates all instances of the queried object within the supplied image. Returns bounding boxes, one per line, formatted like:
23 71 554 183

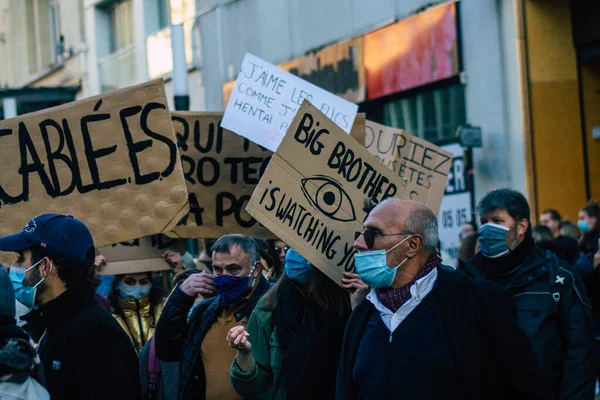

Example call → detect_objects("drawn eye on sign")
301 175 356 222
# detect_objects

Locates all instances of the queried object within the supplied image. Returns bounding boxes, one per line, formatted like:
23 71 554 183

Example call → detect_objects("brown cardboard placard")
168 112 366 239
98 234 186 275
0 80 189 247
246 100 409 286
168 112 274 239
364 120 452 214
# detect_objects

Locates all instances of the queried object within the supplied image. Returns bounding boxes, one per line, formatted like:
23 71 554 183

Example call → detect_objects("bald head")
369 199 439 253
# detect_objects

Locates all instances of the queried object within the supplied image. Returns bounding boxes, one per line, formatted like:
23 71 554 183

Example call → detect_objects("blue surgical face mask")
354 235 412 288
284 249 314 284
9 259 46 309
478 223 511 258
117 281 152 300
578 220 590 233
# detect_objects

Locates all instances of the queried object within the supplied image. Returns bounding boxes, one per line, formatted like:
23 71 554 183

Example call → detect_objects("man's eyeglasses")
274 245 290 253
355 229 411 250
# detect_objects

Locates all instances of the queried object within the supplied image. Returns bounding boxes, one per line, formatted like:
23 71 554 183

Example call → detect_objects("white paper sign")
222 53 359 152
437 143 473 267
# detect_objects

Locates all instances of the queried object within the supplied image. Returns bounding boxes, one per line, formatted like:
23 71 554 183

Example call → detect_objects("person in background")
458 189 596 399
90 255 110 312
273 240 289 268
540 209 579 264
155 234 271 400
460 222 478 243
456 232 479 268
560 221 581 242
338 198 549 399
110 271 164 352
0 214 141 399
139 270 196 400
229 249 351 400
0 267 49 400
532 225 565 261
256 239 283 282
570 201 600 381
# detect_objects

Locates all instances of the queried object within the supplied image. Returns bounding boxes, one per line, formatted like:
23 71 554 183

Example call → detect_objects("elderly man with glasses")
336 198 550 400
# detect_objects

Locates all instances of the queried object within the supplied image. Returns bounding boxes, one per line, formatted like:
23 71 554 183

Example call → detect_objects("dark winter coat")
155 275 270 400
460 248 596 399
38 282 142 400
572 230 600 336
337 266 550 400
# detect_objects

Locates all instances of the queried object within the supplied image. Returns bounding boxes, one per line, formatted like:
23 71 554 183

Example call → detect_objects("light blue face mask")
284 249 314 284
9 258 46 309
117 281 152 300
478 223 511 258
354 235 412 288
577 220 590 233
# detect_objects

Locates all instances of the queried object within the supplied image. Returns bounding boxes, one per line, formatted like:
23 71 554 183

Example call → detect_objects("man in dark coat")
540 209 579 265
0 214 141 400
338 198 549 400
458 189 596 399
155 234 271 400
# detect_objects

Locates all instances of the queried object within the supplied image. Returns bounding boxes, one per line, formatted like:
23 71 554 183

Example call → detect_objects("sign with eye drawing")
246 100 409 285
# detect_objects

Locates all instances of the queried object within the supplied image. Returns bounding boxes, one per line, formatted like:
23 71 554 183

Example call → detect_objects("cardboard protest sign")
98 234 185 275
168 112 366 239
364 120 452 214
0 80 189 247
169 111 274 238
221 53 359 152
246 101 409 285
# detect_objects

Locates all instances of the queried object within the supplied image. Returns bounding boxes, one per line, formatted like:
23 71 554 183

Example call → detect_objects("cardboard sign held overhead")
98 234 186 275
168 112 366 239
221 53 359 152
0 80 189 247
169 112 274 239
246 101 409 286
364 120 452 214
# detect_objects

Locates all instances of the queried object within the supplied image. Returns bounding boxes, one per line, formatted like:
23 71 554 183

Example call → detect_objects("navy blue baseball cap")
0 214 95 266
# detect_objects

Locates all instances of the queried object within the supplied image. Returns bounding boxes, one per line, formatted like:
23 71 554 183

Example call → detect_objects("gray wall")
196 0 526 204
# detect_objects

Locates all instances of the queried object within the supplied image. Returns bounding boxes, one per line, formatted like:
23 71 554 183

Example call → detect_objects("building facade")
0 0 597 235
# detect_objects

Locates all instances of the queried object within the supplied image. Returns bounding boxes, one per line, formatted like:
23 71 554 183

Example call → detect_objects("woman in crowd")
110 271 163 352
228 249 351 400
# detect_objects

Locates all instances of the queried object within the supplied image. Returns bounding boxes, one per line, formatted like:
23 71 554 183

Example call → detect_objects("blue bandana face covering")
354 235 411 288
478 223 511 258
213 264 257 307
284 249 314 284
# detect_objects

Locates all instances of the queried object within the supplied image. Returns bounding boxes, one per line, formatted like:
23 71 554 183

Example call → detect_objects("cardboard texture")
246 100 409 286
168 111 275 238
221 53 359 152
364 120 452 214
0 80 189 247
98 234 185 275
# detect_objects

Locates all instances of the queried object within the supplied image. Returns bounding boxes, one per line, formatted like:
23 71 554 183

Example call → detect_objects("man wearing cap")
0 214 142 399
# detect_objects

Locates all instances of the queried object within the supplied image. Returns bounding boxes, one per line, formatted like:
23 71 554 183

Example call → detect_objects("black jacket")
337 266 550 400
460 248 596 399
38 282 142 400
155 275 270 400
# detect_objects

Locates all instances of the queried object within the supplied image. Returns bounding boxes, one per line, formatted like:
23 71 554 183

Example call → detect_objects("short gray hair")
210 234 261 265
404 207 439 253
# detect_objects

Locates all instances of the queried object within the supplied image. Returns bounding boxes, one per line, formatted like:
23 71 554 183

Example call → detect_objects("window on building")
24 0 59 77
107 0 134 53
382 83 466 145
144 0 170 35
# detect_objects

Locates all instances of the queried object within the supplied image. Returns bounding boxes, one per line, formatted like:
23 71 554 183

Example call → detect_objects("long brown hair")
264 268 350 317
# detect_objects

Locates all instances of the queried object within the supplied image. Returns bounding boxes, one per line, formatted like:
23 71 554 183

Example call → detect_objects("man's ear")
518 219 529 237
41 257 54 277
405 235 423 258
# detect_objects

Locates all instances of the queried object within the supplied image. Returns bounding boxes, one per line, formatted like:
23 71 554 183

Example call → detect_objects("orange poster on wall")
364 2 459 100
